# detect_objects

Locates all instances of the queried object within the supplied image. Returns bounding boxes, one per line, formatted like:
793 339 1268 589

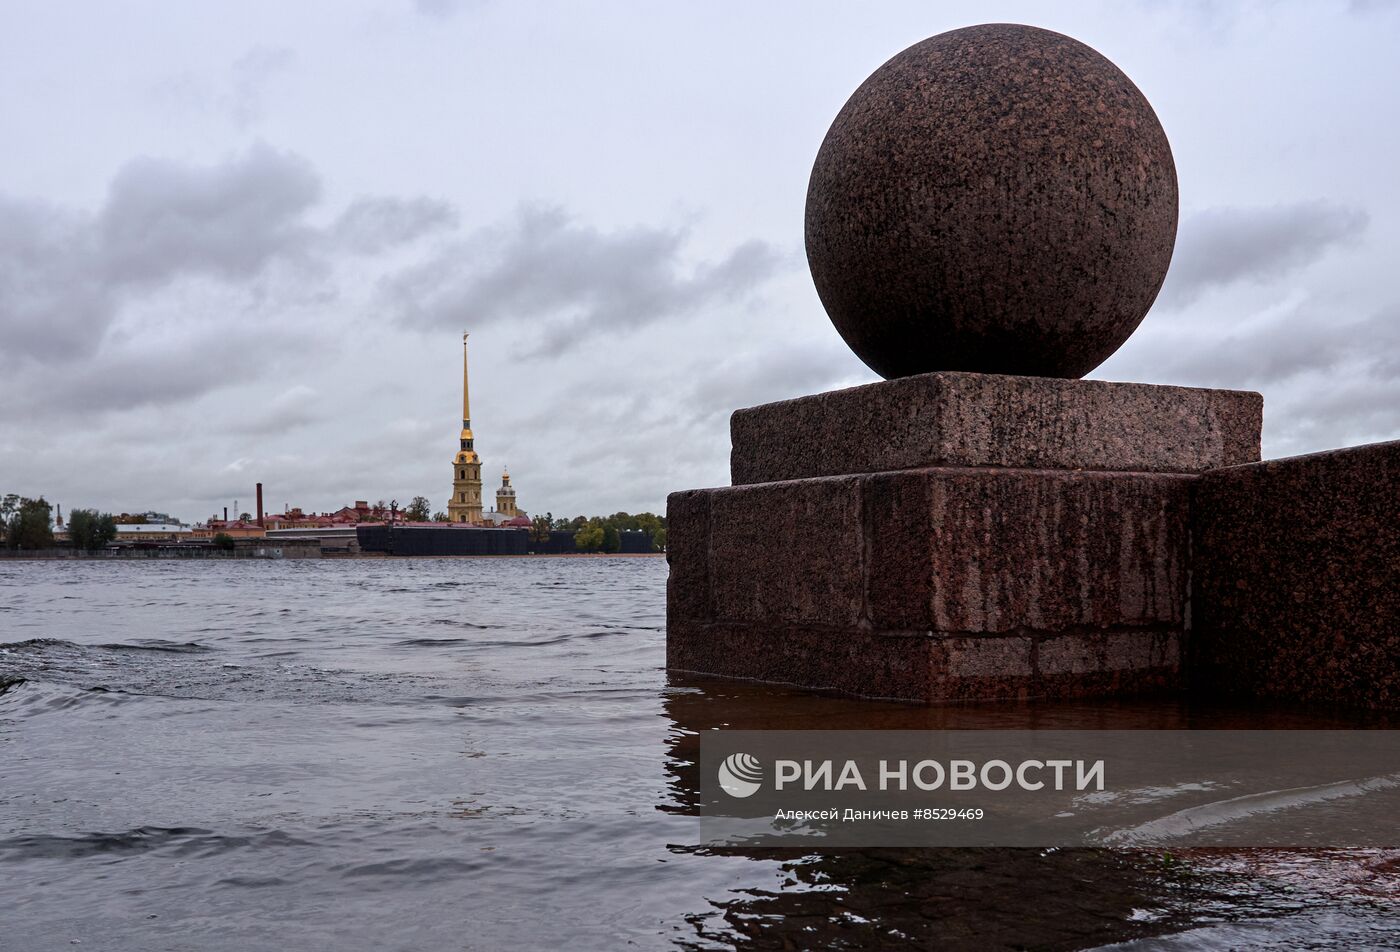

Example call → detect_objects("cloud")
0 145 323 367
227 46 296 126
1160 202 1368 307
235 385 325 436
152 46 296 128
1126 303 1400 389
688 341 870 422
412 0 481 19
0 144 463 373
100 144 321 287
0 197 112 363
383 204 786 358
331 196 458 254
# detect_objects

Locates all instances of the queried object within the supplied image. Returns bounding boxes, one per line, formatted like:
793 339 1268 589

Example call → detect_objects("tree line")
1 495 117 551
529 511 667 553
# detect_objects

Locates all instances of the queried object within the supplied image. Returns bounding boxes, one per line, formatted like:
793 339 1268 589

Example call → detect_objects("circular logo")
718 752 763 798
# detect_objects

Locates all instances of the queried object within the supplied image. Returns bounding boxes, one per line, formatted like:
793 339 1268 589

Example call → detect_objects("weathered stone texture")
667 467 1189 702
665 621 1180 703
874 468 1192 634
664 489 711 623
1192 441 1400 709
732 372 1261 485
806 24 1177 380
708 477 864 626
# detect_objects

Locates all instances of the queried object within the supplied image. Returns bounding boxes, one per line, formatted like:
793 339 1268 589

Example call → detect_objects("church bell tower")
446 332 484 524
495 468 518 518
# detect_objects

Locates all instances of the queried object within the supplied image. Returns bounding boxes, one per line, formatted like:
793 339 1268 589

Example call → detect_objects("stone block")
1192 440 1400 709
665 622 1179 703
731 371 1261 484
664 489 711 624
707 476 865 627
666 465 1189 702
865 468 1193 634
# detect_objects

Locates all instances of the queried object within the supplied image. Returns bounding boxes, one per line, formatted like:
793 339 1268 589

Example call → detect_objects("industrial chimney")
256 483 265 528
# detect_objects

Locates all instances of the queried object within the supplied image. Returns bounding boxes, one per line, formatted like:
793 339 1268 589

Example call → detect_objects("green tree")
0 494 18 545
602 524 621 554
574 524 604 552
4 497 54 550
405 496 432 521
68 509 117 551
530 513 553 543
652 526 667 552
432 511 450 523
212 532 236 550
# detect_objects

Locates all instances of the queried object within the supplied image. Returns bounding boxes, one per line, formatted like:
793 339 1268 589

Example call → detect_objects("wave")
0 637 211 654
0 679 144 714
0 826 314 862
1099 773 1400 846
336 856 486 881
99 639 211 653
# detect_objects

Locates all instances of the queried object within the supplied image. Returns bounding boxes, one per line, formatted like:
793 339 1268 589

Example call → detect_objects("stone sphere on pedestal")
805 23 1178 379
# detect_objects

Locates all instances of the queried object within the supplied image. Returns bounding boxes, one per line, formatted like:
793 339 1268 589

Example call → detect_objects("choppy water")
2 558 1398 951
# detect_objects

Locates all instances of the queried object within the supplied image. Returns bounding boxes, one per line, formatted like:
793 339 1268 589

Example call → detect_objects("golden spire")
448 331 484 524
455 331 479 465
461 331 471 426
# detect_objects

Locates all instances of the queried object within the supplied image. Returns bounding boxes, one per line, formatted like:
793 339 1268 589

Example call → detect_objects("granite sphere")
805 23 1178 379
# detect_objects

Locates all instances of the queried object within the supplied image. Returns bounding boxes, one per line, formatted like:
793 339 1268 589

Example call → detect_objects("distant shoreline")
0 550 666 562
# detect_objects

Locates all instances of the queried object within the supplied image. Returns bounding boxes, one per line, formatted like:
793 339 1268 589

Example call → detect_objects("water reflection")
660 674 1400 950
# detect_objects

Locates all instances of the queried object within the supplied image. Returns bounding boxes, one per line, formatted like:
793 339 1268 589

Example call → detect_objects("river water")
2 558 1397 950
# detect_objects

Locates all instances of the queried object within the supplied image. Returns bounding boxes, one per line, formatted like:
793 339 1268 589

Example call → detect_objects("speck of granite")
805 22 1178 380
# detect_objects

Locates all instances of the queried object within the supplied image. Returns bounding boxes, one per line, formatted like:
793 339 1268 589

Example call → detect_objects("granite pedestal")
667 371 1262 702
1192 440 1400 709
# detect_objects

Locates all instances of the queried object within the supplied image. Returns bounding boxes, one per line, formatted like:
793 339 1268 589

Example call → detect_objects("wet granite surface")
1193 440 1400 709
731 371 1261 485
806 23 1177 380
667 466 1190 703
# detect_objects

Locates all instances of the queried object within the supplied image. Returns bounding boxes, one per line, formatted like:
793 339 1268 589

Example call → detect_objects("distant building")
265 525 360 553
447 333 485 524
115 511 184 526
444 334 530 525
115 524 193 543
191 521 266 540
482 511 532 528
496 468 519 518
322 501 405 524
480 468 531 526
262 507 330 530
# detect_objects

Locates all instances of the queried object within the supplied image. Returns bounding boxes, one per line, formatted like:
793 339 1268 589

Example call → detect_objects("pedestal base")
667 370 1260 703
668 467 1189 702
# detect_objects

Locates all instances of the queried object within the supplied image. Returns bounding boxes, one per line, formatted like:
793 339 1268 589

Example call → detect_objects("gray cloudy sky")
2 0 1398 522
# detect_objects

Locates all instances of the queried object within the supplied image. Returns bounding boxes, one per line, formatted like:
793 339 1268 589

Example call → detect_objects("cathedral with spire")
447 333 529 527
